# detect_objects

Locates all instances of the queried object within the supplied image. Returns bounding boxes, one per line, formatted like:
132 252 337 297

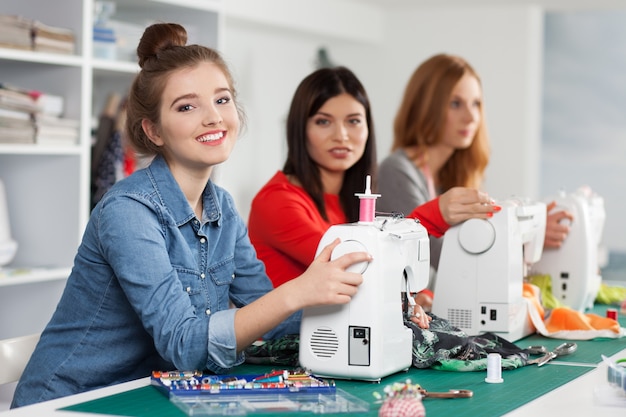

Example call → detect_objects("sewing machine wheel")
458 219 496 254
330 239 369 274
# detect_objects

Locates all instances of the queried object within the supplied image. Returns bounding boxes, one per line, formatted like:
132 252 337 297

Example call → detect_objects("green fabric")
529 273 626 306
244 334 299 366
245 315 531 373
405 315 530 371
528 274 563 309
596 282 626 304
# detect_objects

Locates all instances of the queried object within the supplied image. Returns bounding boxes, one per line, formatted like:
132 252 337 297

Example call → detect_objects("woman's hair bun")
136 23 188 68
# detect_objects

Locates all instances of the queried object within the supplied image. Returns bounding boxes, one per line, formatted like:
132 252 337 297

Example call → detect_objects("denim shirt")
12 155 301 408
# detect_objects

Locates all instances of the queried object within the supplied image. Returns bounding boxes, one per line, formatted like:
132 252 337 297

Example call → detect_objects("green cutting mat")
61 364 592 417
61 304 625 417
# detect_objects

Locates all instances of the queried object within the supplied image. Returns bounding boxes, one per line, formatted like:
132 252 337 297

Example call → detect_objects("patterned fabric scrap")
405 313 530 371
244 315 531 371
244 334 300 366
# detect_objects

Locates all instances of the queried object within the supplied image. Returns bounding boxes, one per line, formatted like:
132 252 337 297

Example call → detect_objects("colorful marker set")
151 369 336 397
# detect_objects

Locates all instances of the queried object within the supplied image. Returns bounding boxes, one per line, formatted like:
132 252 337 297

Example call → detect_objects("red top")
248 171 449 288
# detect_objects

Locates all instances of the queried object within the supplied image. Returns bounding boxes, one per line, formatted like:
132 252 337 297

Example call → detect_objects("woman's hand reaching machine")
408 302 432 329
288 238 371 309
543 201 574 249
438 187 501 226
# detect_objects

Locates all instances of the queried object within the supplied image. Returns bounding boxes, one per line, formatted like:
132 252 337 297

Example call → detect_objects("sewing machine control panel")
348 326 370 366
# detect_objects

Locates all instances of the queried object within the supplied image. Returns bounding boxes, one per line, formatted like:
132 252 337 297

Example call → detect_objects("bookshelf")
0 0 222 342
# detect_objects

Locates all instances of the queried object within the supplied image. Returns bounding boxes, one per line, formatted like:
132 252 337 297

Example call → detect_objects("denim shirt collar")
147 155 222 227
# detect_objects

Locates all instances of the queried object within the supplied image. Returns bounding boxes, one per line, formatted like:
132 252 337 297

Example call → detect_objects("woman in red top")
248 67 498 327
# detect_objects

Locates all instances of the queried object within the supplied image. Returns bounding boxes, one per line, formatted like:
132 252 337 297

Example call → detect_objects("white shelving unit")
0 0 222 341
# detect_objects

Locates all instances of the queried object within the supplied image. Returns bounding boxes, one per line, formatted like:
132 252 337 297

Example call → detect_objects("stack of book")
0 84 38 144
0 84 80 146
0 14 75 54
34 114 79 146
31 90 79 145
32 20 75 55
0 15 32 51
0 108 35 144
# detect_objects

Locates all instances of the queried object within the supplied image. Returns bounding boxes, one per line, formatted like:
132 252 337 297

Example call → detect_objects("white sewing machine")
431 198 546 342
299 177 430 381
531 187 606 312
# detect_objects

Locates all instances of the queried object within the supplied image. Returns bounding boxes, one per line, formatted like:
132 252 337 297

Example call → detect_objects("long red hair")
392 53 490 191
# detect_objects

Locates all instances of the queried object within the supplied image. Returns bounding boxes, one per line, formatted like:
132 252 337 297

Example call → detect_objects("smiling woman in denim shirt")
11 23 372 408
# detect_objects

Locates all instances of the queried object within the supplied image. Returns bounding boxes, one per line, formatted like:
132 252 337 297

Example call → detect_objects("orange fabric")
586 313 622 334
523 283 545 319
523 282 621 336
544 307 620 334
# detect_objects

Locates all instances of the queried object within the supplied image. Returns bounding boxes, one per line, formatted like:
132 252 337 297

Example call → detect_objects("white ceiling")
355 0 626 11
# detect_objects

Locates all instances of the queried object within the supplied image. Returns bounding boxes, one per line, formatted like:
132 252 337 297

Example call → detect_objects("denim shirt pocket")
207 257 236 309
176 268 206 314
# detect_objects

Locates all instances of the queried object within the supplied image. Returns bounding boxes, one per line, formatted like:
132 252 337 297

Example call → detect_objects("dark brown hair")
125 23 244 156
283 66 377 222
392 53 490 190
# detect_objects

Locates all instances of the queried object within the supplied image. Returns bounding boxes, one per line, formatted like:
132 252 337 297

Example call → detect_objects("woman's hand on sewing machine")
409 303 432 329
544 201 574 249
289 238 370 308
438 187 501 226
413 291 432 312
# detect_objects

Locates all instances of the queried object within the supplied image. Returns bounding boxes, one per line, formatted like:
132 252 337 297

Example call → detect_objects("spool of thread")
485 353 504 383
359 198 376 223
355 175 380 224
607 308 618 321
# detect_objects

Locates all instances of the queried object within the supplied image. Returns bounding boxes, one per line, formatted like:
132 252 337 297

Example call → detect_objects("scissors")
527 342 578 366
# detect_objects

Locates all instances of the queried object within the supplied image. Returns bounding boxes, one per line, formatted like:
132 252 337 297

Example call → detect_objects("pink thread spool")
355 175 380 224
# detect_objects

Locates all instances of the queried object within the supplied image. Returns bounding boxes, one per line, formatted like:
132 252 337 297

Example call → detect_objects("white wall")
541 10 626 253
218 0 384 221
219 1 545 221
337 5 545 201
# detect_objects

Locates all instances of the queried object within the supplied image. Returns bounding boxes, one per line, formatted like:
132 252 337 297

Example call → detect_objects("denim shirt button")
205 309 211 315
231 274 235 279
186 286 191 293
200 273 205 279
200 237 206 243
